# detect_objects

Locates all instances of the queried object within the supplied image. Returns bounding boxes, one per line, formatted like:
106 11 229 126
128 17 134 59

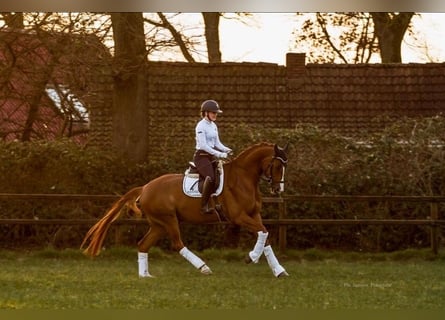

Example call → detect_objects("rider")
194 99 232 214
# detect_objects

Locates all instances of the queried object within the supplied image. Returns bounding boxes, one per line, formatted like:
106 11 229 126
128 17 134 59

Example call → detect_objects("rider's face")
207 111 218 121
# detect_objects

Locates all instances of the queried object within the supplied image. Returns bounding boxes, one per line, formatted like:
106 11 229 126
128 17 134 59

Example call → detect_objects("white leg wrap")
179 247 206 270
264 245 288 277
138 252 154 278
248 231 268 263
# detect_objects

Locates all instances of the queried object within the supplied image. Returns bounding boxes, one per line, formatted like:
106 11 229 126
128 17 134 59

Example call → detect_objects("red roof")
0 29 93 143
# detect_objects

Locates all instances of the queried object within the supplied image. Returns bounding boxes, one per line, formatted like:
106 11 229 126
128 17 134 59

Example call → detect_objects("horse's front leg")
237 214 289 278
263 244 289 277
245 231 288 277
245 230 269 264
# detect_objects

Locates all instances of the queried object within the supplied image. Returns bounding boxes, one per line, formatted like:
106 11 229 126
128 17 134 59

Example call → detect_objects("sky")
217 13 445 65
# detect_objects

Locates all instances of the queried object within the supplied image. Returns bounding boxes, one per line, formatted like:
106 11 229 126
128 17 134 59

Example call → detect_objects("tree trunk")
110 13 149 164
21 81 48 141
202 13 222 63
371 13 414 63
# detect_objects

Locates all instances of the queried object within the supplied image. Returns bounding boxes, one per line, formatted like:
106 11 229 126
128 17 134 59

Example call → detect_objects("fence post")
430 202 439 255
278 198 287 253
114 225 123 246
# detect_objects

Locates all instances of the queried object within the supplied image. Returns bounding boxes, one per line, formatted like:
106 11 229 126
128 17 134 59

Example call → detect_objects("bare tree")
110 13 149 163
0 12 24 28
370 13 414 63
143 12 252 63
0 12 252 160
294 12 414 63
0 13 112 142
1 13 59 141
202 12 222 63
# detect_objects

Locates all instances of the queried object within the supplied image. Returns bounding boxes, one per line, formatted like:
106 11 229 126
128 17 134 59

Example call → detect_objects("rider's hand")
219 152 228 159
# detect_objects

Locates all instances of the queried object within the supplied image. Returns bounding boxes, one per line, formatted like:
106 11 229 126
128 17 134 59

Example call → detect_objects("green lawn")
1 247 444 310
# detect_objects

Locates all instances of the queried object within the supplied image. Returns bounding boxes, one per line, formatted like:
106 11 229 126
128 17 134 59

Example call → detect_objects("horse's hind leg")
137 225 165 278
179 247 212 275
163 215 212 275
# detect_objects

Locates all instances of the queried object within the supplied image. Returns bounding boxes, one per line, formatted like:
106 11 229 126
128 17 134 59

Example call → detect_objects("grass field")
1 247 445 310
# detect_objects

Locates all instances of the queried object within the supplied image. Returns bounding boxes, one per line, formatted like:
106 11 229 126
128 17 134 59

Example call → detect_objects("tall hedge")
1 116 444 251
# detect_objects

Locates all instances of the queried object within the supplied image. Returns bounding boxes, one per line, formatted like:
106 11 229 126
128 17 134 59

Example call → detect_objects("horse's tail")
80 186 143 257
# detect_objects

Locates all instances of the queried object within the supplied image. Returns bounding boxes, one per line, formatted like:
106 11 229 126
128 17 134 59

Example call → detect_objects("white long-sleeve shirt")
195 118 230 156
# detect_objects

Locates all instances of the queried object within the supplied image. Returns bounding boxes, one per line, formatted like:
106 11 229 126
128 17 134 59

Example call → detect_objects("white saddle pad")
182 168 224 198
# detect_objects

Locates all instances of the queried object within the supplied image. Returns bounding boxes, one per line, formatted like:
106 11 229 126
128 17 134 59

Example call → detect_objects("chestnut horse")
81 142 289 277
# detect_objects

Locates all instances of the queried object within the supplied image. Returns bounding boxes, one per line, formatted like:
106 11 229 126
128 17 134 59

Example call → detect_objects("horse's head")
262 143 289 194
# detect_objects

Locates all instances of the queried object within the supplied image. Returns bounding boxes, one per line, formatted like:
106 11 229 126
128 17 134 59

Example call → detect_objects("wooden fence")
0 193 444 254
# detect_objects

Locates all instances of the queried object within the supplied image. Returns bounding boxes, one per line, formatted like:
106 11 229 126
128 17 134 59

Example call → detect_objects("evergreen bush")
1 116 444 251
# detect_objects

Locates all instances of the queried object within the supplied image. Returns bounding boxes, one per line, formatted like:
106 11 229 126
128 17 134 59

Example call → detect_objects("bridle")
261 155 288 191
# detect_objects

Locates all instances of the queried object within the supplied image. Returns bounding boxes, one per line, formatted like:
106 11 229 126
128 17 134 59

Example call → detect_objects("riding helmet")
200 100 223 113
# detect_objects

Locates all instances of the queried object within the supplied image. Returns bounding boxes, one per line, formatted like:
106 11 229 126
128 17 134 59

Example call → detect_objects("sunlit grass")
1 247 444 309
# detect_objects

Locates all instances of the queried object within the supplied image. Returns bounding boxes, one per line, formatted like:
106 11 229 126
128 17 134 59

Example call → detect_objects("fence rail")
1 193 444 254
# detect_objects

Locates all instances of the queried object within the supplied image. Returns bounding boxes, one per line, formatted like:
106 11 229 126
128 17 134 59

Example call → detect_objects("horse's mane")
230 142 274 162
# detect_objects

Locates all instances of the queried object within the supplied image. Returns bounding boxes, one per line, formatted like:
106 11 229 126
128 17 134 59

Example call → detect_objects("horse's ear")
283 142 290 153
274 144 281 154
276 142 289 153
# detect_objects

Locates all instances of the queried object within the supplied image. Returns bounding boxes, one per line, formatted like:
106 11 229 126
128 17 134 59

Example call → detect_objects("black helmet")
200 100 223 113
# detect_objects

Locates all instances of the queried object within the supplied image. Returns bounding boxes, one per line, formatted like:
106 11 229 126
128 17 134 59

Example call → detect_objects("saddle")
182 161 224 198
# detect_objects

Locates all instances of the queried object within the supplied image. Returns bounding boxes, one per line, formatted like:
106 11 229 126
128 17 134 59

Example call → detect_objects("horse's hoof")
277 271 289 278
200 265 212 275
244 255 253 264
139 273 155 278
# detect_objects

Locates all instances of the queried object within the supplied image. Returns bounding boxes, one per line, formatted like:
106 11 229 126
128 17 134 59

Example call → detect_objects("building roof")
87 55 445 161
0 28 111 143
289 61 445 135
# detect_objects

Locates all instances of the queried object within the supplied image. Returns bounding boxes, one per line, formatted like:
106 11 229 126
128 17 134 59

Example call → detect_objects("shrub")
1 116 445 251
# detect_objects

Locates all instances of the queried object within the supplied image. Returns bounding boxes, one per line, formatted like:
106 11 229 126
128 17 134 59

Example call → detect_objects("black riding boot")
201 176 216 214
